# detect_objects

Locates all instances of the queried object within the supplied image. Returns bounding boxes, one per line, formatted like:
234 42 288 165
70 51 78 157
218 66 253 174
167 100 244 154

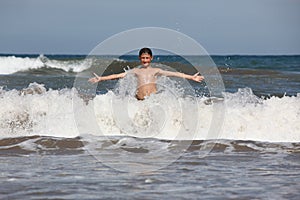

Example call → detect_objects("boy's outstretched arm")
88 72 126 83
158 69 204 82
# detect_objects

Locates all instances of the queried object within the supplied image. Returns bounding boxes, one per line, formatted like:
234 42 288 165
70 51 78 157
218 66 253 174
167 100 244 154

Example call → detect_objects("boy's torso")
132 67 160 100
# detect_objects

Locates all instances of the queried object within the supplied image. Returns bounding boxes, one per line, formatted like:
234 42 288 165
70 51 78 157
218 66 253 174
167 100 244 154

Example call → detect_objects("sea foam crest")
0 83 299 142
0 55 91 74
0 55 44 74
0 83 83 138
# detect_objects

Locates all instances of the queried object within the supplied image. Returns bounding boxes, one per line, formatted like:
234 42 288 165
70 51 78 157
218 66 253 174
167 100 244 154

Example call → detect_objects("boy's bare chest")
134 68 158 82
135 68 157 77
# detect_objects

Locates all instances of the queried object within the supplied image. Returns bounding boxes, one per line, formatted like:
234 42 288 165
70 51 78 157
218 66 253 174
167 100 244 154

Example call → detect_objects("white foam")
86 89 300 142
0 56 44 74
45 57 91 72
220 88 300 142
0 55 91 74
0 84 299 142
0 84 80 138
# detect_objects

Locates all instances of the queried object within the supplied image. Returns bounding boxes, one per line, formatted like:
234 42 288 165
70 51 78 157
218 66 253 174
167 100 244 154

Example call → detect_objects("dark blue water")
0 54 299 96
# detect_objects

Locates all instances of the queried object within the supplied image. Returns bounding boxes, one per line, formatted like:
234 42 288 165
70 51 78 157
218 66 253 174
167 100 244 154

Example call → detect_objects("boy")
88 47 204 100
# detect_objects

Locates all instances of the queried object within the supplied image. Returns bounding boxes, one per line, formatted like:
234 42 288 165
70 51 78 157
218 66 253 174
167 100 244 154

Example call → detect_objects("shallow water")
1 137 300 199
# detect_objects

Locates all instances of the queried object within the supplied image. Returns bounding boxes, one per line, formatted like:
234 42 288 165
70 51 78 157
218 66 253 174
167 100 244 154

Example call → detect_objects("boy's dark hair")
139 47 152 57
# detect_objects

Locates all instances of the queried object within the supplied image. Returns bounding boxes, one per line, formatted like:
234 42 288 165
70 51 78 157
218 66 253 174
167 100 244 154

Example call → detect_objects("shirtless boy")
88 47 204 100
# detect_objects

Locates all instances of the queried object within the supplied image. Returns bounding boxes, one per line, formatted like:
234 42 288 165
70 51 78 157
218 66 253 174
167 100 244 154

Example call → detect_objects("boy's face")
139 53 152 67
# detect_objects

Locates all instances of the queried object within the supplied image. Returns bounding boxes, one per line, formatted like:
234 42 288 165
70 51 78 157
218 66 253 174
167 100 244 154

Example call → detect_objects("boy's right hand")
88 73 101 83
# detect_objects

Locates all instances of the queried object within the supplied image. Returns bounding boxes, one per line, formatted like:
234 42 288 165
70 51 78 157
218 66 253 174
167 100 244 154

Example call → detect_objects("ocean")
0 54 299 199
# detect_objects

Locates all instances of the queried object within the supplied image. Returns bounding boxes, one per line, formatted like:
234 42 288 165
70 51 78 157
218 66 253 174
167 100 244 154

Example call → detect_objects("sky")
0 0 299 55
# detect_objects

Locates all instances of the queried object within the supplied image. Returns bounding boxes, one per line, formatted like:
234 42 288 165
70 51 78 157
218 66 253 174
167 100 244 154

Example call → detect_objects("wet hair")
139 47 152 57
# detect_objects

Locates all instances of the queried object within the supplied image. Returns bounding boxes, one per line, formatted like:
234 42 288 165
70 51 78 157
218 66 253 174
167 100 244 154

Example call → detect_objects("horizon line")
1 52 300 57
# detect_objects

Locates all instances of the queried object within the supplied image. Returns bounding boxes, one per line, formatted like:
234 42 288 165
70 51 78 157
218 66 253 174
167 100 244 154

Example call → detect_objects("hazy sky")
0 0 299 55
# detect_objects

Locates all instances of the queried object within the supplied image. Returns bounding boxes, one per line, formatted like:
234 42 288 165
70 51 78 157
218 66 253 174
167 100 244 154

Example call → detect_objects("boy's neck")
141 64 151 68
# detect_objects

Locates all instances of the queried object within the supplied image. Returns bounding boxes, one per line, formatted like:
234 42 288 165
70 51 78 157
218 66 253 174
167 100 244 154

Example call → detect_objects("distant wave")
0 83 299 142
0 55 91 74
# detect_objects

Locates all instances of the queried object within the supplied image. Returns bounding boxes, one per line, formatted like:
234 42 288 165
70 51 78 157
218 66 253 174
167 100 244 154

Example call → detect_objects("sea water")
0 54 299 199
